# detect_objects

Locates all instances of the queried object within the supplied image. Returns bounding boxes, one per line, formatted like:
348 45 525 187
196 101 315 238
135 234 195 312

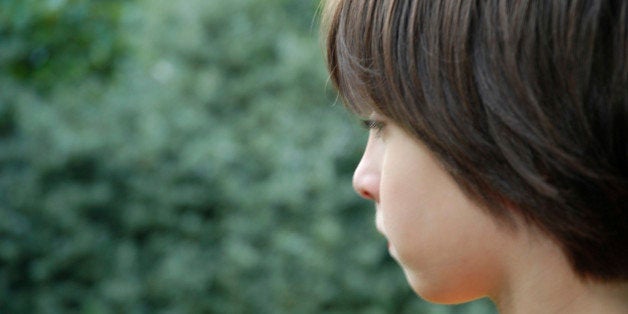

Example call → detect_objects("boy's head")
323 0 627 280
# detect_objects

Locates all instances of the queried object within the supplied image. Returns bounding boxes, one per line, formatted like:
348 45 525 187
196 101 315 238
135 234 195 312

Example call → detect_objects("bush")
0 0 126 91
0 0 496 313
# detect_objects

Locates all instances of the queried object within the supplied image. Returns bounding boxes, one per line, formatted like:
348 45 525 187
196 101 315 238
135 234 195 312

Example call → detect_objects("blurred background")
0 0 495 313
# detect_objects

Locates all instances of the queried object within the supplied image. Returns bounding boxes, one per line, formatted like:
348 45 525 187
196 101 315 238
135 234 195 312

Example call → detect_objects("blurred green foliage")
0 0 125 90
0 0 496 313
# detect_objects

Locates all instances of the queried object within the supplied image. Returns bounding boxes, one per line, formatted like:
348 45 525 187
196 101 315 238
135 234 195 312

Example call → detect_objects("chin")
404 270 487 305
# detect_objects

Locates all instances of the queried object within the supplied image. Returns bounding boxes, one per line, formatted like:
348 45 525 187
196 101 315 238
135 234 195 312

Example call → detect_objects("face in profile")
327 0 627 311
353 114 519 304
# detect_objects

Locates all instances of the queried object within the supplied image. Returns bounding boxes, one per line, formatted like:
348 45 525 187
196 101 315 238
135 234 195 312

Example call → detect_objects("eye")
361 119 385 136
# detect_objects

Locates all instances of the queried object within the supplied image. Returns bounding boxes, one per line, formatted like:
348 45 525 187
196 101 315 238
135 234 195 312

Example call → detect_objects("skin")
352 113 628 312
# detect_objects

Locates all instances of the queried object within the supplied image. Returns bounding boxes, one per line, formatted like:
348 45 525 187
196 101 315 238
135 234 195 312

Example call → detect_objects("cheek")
378 144 447 255
378 160 428 253
378 148 508 303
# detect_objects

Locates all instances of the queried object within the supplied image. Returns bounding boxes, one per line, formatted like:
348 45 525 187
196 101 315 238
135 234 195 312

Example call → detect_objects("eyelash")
361 119 385 135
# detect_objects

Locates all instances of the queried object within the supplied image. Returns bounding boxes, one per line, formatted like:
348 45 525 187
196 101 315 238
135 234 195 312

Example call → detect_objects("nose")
352 136 381 202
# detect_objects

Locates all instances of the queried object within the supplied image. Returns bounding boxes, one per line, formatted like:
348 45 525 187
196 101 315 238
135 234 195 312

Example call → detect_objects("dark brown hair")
323 0 627 280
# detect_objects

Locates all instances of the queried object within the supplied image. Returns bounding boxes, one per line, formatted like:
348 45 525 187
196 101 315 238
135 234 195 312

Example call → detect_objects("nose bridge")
352 136 381 201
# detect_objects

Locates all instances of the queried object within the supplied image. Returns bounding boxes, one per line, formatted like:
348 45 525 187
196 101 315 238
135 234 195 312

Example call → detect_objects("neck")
490 229 628 314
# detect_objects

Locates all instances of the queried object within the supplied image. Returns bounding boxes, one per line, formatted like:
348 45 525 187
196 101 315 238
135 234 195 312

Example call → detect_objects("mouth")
374 207 397 258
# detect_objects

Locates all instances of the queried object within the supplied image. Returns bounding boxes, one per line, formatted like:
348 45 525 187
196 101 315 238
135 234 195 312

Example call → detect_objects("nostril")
358 188 374 200
354 178 377 200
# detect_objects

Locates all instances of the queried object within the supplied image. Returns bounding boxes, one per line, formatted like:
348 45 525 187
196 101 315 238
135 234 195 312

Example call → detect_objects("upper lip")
376 227 385 236
375 205 385 236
